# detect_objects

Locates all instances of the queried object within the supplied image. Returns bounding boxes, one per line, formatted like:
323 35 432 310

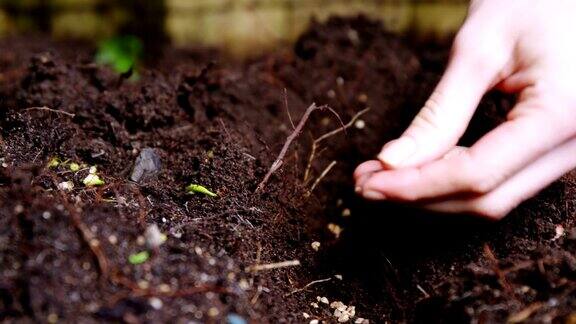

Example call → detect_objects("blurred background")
0 0 468 57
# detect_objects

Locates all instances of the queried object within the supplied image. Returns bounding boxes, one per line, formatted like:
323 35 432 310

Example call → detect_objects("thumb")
378 39 508 168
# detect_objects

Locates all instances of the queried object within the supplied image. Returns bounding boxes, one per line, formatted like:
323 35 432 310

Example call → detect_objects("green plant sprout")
83 166 105 187
47 157 60 168
128 250 150 265
95 35 143 75
69 162 80 172
186 184 217 197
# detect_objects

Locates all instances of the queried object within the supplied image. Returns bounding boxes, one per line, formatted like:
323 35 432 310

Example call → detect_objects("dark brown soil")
1 16 575 324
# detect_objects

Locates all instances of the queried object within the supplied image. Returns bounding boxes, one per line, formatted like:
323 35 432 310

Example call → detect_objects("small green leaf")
83 174 105 187
95 35 143 75
47 157 60 168
186 184 217 197
69 162 80 172
129 250 150 265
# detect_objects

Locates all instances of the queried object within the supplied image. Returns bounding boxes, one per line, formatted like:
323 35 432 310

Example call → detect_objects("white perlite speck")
145 224 167 249
149 297 163 310
311 241 321 251
58 181 74 191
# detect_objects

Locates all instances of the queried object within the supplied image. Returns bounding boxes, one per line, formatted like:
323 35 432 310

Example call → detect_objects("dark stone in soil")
130 148 162 183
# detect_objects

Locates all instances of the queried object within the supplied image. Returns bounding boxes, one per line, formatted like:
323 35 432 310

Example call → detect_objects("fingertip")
353 160 384 181
362 190 387 201
377 137 417 168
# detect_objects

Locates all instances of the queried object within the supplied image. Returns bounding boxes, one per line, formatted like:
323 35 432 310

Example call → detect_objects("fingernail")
363 190 386 200
377 137 416 168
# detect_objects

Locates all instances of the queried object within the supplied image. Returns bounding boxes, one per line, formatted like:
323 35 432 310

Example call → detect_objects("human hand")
354 0 576 220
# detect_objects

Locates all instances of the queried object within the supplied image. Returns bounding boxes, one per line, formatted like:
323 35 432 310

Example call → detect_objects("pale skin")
354 0 576 220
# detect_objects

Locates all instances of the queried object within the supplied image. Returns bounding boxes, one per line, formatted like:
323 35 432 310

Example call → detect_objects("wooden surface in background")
0 0 467 57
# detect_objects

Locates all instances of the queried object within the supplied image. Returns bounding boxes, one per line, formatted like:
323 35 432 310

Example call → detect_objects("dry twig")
283 88 295 129
245 260 301 272
24 106 75 117
304 107 370 182
307 161 337 196
62 195 110 278
483 244 513 293
285 277 332 296
255 103 342 193
507 302 544 323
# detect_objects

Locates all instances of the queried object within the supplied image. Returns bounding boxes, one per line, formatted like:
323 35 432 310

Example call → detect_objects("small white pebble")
108 235 118 245
318 296 329 304
302 312 310 319
520 285 530 293
58 181 74 191
47 313 58 324
311 241 321 251
327 89 336 98
136 236 145 246
42 211 52 220
347 29 360 44
14 204 24 214
158 284 171 293
195 247 203 255
1 163 8 168
310 320 319 324
354 120 366 130
335 274 343 280
207 307 219 317
336 77 345 86
337 314 350 322
328 223 343 239
149 297 163 310
341 208 351 217
355 318 369 324
347 306 356 317
89 166 97 174
552 224 565 241
238 279 250 290
310 302 319 308
138 280 149 289
145 224 166 249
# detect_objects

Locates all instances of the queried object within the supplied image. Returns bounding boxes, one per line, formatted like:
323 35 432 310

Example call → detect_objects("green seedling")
95 35 143 75
69 162 80 172
80 165 105 186
186 184 217 197
47 157 60 168
83 173 105 187
128 250 150 265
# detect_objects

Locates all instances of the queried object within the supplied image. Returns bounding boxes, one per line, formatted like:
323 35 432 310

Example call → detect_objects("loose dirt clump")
1 16 575 323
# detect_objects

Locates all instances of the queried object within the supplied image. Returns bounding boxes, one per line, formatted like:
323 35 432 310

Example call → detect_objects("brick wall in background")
0 0 468 57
